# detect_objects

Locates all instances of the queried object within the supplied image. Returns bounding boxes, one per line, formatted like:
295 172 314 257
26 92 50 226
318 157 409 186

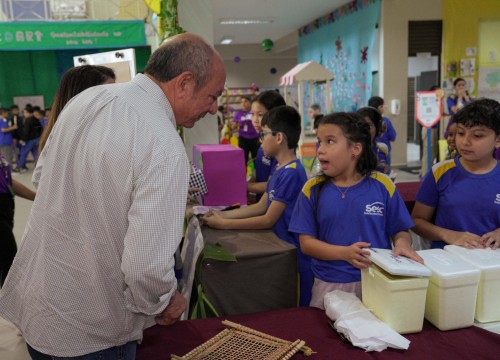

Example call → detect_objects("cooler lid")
418 249 480 286
444 245 500 270
365 248 432 277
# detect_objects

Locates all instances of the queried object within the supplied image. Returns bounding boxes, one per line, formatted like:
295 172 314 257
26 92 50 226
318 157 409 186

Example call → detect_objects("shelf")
221 87 256 122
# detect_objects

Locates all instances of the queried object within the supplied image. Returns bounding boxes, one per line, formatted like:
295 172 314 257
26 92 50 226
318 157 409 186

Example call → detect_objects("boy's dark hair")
368 96 384 109
241 95 253 102
453 98 500 135
261 105 301 149
10 105 19 110
356 106 383 136
252 90 285 111
318 112 377 176
24 105 34 113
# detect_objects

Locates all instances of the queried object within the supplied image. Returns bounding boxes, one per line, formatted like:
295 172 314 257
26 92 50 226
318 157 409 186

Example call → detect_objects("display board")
73 48 136 83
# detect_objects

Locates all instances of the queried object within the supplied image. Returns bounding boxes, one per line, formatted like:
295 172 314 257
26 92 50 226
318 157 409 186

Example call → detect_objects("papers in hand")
324 290 410 352
366 248 432 277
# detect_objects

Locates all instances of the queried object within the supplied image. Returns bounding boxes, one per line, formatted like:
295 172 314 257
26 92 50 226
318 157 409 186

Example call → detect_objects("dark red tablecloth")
396 181 421 213
137 307 500 359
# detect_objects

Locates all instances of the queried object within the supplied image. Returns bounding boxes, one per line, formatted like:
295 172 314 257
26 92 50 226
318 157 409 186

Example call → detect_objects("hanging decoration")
270 67 277 74
145 0 161 15
298 0 378 37
335 37 342 52
145 0 185 41
360 46 368 63
233 56 241 63
261 38 274 52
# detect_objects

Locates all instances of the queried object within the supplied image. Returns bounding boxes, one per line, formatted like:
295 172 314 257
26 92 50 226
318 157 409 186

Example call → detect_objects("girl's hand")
393 243 424 264
446 231 484 249
201 209 226 229
343 242 372 270
480 228 500 250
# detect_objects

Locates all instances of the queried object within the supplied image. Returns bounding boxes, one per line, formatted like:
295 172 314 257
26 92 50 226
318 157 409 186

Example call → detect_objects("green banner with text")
0 21 146 50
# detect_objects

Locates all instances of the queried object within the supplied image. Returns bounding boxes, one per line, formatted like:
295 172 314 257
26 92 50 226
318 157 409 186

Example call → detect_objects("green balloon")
261 38 274 52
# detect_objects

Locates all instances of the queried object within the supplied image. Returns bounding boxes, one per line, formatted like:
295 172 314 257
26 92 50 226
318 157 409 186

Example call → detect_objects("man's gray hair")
144 35 215 90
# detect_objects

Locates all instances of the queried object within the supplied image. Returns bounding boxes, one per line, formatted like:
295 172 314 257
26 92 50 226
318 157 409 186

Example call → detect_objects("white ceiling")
211 0 351 45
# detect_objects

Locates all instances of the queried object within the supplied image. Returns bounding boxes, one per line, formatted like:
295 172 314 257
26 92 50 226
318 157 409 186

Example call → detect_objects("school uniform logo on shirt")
364 202 384 216
269 189 275 201
262 156 272 166
495 194 500 205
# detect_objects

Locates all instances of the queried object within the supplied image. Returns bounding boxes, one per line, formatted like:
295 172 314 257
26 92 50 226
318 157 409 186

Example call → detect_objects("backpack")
0 155 14 196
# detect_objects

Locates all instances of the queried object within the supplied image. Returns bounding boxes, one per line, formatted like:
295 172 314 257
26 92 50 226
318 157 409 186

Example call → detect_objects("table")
137 307 500 360
395 181 420 213
183 219 298 317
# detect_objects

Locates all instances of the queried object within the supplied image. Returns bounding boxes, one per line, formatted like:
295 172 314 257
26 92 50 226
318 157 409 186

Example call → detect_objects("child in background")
34 108 47 129
290 112 421 308
203 106 312 305
412 99 500 250
247 90 286 200
0 108 15 166
445 122 458 160
308 114 324 178
356 107 390 175
368 96 397 166
308 104 323 132
14 106 42 173
233 95 260 166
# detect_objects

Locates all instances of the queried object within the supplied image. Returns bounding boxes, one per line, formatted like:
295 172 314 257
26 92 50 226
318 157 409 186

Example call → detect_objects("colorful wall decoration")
297 0 380 113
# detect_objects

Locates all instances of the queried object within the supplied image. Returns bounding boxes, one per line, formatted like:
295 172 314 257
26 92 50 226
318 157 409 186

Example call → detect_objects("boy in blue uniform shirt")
412 99 500 250
0 108 15 165
203 106 312 305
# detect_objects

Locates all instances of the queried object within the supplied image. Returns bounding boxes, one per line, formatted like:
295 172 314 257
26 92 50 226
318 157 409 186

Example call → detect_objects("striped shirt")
0 74 189 356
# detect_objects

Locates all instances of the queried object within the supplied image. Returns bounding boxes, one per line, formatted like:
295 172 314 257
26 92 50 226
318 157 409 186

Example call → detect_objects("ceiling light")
219 18 274 25
220 37 233 45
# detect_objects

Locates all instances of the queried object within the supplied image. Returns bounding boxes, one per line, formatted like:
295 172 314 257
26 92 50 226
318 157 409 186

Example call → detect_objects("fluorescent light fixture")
220 37 233 45
219 18 274 25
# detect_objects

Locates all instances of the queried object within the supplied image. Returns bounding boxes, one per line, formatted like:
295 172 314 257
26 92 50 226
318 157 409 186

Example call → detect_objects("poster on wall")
415 91 442 128
478 67 500 102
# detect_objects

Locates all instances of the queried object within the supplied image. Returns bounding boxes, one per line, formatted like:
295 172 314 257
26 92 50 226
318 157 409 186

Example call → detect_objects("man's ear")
175 71 195 98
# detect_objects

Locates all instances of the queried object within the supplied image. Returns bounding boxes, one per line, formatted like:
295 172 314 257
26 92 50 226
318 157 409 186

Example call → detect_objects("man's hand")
155 290 186 326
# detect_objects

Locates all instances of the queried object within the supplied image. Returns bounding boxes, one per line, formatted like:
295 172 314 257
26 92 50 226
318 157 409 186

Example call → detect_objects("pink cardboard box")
192 144 247 206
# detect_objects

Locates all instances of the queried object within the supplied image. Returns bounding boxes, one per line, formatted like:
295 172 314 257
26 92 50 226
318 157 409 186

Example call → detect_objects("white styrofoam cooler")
361 264 429 334
444 245 500 323
418 249 480 330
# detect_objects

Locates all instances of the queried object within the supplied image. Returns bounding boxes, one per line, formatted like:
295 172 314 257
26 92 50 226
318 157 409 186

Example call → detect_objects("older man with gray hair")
0 33 226 359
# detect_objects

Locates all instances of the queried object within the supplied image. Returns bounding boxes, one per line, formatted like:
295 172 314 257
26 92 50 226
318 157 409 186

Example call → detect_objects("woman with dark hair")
39 65 115 153
445 78 473 138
